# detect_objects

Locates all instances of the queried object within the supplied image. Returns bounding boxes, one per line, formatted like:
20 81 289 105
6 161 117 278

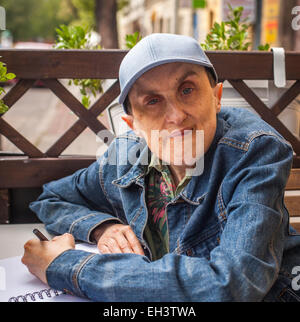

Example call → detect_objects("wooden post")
0 189 9 224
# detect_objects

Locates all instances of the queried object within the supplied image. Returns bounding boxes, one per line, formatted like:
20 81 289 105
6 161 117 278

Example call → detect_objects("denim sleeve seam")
217 182 227 223
69 213 100 235
263 205 284 296
247 131 293 149
218 137 249 151
98 157 120 218
87 217 124 243
71 253 97 298
219 132 292 153
269 200 284 275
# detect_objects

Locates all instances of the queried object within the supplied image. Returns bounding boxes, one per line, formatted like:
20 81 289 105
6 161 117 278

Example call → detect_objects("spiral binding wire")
8 288 63 302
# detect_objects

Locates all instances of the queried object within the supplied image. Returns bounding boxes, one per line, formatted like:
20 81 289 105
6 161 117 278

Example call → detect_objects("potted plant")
0 58 16 114
54 24 104 109
53 26 141 136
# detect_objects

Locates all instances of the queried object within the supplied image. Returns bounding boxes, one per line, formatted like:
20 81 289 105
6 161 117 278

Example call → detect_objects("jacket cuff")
46 249 96 299
69 213 123 243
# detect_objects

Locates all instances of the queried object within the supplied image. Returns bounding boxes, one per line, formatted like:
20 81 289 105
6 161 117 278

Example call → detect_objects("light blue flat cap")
118 33 218 113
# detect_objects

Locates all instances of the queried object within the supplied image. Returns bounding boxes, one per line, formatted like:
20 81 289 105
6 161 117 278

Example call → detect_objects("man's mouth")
168 127 194 138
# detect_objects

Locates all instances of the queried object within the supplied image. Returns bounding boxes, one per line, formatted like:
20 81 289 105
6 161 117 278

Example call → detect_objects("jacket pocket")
264 273 300 302
183 224 221 260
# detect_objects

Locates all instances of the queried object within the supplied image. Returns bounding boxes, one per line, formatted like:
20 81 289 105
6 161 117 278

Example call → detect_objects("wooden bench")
0 162 299 231
0 50 299 232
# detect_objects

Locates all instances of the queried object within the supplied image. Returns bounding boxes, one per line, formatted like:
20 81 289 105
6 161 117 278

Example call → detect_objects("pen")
33 228 49 241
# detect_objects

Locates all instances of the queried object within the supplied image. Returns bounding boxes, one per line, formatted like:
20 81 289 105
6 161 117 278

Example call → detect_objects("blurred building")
118 0 300 51
118 0 145 47
261 0 299 50
118 0 257 48
118 0 221 47
295 0 300 51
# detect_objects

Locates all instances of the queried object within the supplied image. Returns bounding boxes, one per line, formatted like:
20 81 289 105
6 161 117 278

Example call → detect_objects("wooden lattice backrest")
0 50 299 228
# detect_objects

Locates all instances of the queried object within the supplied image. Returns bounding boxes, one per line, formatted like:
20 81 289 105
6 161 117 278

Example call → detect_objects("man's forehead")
131 63 205 94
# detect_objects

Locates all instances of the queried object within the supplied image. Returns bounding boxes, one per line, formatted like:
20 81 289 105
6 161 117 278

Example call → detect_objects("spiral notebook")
0 243 98 302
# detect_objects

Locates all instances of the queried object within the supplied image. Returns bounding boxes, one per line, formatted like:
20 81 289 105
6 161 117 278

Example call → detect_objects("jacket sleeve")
29 159 123 243
45 134 294 301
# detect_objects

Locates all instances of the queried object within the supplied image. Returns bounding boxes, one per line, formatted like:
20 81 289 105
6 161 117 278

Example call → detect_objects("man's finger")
116 232 135 254
124 229 145 255
98 244 110 254
52 233 75 248
104 238 125 254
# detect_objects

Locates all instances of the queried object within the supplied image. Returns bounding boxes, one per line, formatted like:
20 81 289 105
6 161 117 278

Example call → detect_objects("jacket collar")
112 138 150 188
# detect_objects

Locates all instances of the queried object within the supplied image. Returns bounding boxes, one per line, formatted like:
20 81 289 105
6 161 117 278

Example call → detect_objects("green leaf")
0 100 9 114
201 3 251 51
258 43 270 51
82 95 90 108
5 73 16 80
0 66 7 77
54 24 104 108
125 31 142 49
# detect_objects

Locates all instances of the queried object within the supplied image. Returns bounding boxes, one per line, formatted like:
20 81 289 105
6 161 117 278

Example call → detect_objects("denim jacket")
30 107 300 302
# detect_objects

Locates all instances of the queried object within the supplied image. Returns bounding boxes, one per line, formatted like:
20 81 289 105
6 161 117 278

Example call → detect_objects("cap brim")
118 58 218 105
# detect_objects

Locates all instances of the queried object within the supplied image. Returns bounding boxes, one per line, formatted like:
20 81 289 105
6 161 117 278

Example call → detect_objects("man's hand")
21 233 75 284
92 222 145 256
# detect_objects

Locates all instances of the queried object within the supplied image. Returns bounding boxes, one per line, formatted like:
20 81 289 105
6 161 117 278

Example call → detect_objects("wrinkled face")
126 62 222 169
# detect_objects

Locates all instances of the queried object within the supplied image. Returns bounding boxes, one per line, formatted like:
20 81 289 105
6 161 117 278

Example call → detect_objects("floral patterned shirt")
144 154 191 261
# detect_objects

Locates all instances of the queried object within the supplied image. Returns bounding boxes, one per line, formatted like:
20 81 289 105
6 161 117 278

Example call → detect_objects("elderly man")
22 33 300 302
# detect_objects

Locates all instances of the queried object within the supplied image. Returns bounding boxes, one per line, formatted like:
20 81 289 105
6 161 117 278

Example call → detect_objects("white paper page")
75 243 99 253
0 243 99 302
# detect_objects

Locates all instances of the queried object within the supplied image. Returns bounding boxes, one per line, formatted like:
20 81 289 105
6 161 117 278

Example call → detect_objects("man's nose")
165 101 187 124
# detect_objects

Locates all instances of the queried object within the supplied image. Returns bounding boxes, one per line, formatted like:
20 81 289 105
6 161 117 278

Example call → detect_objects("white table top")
0 224 52 259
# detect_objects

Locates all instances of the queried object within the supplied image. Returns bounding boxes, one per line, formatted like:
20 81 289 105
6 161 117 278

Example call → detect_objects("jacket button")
186 249 193 256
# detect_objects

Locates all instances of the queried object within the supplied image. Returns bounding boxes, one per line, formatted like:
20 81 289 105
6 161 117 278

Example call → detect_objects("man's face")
124 62 222 169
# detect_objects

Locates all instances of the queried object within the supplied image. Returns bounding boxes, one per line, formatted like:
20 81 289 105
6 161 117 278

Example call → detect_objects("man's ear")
213 82 223 113
121 115 134 130
122 114 144 138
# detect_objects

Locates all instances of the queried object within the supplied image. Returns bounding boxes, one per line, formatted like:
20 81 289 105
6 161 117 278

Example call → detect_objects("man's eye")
147 98 159 105
182 88 193 95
